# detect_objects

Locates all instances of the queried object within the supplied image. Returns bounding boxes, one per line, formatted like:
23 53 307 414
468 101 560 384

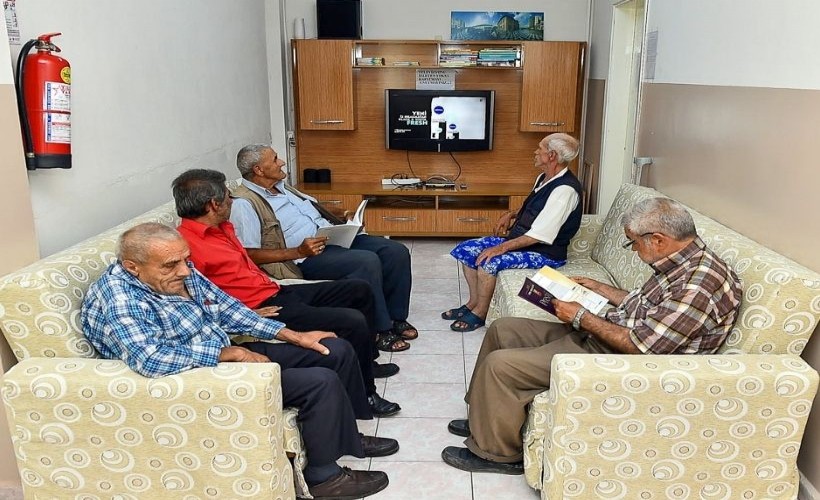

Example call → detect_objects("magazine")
316 199 368 248
518 266 609 316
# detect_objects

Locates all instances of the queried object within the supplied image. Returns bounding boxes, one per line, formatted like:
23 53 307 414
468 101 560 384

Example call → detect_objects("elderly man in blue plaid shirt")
81 222 395 499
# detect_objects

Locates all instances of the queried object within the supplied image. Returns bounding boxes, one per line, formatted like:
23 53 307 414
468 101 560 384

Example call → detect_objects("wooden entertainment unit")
291 38 585 236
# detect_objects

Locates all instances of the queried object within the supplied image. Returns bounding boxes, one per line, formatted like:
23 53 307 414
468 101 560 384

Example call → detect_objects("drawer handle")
529 121 565 127
311 119 345 124
320 200 342 205
382 216 417 222
457 217 489 223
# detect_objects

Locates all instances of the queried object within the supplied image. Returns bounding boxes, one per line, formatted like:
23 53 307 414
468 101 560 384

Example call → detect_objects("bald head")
117 223 184 264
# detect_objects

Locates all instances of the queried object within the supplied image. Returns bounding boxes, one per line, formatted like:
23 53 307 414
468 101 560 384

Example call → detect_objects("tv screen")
385 89 495 152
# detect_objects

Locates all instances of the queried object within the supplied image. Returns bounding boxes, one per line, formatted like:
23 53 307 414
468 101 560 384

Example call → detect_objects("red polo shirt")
178 218 280 308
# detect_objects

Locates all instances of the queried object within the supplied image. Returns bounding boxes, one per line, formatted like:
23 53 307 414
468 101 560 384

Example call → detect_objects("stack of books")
477 48 521 67
356 57 385 66
391 61 420 66
439 48 478 67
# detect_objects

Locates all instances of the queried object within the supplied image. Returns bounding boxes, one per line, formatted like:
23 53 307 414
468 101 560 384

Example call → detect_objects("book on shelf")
356 57 385 66
517 266 610 316
391 61 420 66
315 199 368 248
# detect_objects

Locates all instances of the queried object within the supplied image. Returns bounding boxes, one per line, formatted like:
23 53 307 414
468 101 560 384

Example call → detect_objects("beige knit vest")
230 184 303 280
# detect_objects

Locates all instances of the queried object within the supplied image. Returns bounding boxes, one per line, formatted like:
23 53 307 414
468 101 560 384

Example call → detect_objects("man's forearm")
593 283 629 305
579 312 641 354
499 235 540 252
245 247 302 265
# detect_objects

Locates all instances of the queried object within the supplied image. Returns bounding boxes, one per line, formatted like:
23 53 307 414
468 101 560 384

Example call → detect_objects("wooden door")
519 42 583 133
294 40 355 130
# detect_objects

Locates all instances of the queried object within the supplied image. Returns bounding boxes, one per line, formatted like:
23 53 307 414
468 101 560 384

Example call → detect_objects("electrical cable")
449 152 463 181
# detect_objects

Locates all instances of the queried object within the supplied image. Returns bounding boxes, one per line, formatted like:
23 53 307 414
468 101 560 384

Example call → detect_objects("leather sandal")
392 320 418 340
441 304 470 320
450 310 485 332
375 331 410 352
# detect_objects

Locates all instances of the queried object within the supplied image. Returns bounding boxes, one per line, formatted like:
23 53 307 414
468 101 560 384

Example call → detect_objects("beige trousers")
464 317 608 462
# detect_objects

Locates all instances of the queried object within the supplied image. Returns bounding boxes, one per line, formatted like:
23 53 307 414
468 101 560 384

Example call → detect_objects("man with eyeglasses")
441 197 742 475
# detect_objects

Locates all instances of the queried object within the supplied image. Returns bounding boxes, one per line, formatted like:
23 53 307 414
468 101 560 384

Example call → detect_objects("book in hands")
518 266 610 316
316 199 368 248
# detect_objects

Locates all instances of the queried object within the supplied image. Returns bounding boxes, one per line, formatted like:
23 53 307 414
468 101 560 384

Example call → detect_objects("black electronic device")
317 0 362 39
385 89 495 152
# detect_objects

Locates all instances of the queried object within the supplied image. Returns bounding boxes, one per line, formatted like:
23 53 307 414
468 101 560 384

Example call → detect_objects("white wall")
589 0 613 80
647 0 820 89
283 0 590 41
12 0 274 256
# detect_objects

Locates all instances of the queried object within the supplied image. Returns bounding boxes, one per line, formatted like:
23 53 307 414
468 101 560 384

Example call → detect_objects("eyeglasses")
621 232 656 249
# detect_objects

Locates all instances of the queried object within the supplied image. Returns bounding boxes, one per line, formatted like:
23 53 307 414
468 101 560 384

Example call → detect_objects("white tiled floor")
339 239 540 500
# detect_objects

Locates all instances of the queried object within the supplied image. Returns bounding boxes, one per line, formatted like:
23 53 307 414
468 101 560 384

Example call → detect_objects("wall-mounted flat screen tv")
385 89 495 152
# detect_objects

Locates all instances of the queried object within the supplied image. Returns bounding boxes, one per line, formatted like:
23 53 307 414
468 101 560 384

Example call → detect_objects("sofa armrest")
2 358 295 499
567 214 606 259
525 353 818 498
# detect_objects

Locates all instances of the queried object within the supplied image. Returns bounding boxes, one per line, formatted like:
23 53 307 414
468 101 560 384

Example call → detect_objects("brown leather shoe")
308 467 389 499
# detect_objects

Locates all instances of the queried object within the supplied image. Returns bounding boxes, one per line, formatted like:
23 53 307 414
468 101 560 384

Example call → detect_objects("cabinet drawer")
437 210 505 234
365 208 436 234
311 194 362 214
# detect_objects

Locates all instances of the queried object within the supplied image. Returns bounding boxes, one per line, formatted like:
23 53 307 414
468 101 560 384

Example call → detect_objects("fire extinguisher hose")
15 38 38 161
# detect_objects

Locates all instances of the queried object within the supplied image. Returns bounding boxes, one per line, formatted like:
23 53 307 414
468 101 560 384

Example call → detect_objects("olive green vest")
230 184 303 280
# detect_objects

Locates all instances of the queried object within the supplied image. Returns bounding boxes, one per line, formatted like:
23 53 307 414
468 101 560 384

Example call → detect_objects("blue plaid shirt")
81 262 285 378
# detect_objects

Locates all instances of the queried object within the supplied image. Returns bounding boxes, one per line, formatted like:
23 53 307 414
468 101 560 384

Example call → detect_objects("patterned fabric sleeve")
100 295 225 378
628 286 722 354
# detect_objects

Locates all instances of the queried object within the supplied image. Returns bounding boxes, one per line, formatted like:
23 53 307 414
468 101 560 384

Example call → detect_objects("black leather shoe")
307 467 388 499
372 361 399 378
448 419 470 437
368 393 401 417
360 434 399 457
441 446 524 475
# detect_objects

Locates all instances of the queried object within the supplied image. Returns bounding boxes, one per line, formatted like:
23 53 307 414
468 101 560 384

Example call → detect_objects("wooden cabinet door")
520 42 583 133
365 208 436 235
311 194 362 215
437 209 506 235
294 40 355 130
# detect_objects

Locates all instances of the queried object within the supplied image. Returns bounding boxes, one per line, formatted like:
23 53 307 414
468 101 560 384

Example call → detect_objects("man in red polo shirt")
173 168 400 417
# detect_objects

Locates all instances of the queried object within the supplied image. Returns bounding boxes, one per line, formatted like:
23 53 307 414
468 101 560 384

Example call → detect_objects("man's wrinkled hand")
493 212 515 237
219 346 270 363
570 276 601 292
298 236 329 257
552 299 582 324
253 305 282 318
297 330 337 355
476 245 506 266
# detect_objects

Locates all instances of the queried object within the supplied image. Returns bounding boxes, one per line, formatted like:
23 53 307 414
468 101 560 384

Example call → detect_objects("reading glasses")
622 232 656 249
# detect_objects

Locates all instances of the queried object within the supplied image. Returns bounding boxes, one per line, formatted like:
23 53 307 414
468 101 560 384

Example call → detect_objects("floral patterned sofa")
0 193 314 499
488 184 820 499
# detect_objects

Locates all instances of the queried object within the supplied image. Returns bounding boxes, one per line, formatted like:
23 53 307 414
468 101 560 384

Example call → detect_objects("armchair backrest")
591 184 820 356
0 201 180 361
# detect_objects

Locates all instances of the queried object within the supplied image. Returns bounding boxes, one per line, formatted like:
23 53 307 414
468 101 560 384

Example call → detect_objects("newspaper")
518 266 609 316
316 199 367 248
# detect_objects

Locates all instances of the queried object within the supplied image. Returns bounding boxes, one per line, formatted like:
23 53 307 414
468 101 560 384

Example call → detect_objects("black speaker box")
317 0 362 39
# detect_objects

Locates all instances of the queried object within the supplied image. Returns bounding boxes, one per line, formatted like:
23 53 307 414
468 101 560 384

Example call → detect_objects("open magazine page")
317 225 360 248
347 199 368 226
519 266 610 315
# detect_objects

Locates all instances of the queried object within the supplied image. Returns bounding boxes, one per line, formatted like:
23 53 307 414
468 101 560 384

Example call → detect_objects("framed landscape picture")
450 11 544 41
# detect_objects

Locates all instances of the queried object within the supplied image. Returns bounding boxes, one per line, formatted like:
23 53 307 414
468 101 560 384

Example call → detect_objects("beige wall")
582 78 606 213
636 81 820 490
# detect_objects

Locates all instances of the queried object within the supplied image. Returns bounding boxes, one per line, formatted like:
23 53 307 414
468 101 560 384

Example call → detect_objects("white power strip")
381 178 422 185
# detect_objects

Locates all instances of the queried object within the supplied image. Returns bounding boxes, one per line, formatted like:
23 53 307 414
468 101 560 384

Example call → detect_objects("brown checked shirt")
604 236 742 354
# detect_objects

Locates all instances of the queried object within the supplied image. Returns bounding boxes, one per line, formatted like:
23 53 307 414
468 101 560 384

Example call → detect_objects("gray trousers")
464 317 612 462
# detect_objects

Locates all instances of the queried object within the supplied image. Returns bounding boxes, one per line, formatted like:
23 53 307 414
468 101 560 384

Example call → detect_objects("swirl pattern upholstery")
0 186 314 499
487 184 820 497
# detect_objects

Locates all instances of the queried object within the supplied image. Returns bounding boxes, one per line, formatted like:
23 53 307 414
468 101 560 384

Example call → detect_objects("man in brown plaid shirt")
442 197 743 474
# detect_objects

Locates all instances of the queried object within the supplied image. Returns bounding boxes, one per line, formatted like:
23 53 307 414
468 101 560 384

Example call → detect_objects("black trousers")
241 337 367 465
298 234 412 332
260 278 378 395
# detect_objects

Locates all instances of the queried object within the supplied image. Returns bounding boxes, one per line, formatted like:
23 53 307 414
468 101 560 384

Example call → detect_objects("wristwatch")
571 307 587 331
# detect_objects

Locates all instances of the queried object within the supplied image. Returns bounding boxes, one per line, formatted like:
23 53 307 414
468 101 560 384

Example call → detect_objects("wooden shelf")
301 182 532 237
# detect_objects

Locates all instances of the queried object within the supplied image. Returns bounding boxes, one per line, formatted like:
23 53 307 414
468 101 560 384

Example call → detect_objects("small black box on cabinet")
317 0 362 39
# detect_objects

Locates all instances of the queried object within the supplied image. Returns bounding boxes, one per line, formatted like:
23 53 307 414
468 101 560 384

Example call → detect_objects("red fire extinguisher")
15 32 72 170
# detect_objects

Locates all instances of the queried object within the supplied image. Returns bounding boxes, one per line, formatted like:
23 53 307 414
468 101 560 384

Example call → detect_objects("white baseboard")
800 469 820 500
